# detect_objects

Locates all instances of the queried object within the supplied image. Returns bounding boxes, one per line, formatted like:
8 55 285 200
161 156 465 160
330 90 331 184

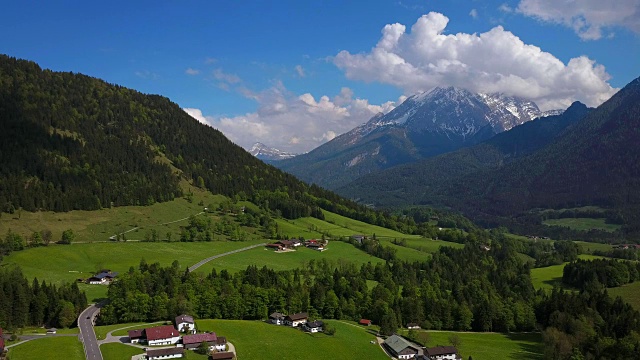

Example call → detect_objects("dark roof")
306 321 323 328
384 335 419 355
145 325 179 341
210 352 234 360
128 329 144 339
426 346 458 356
147 347 184 357
183 332 217 345
216 336 227 345
175 314 194 324
285 312 308 321
269 312 285 319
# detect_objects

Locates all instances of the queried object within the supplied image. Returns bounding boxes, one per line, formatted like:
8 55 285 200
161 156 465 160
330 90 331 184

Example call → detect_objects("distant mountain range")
249 142 297 162
275 86 563 189
339 76 640 237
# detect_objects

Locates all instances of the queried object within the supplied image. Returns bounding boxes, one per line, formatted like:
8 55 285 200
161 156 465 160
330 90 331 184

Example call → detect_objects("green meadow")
543 218 621 232
608 282 640 310
196 319 388 360
100 343 144 360
530 254 606 290
8 336 84 360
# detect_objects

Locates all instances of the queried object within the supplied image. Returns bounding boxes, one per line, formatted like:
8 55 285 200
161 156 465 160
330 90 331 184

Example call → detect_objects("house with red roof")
127 329 144 344
175 314 196 334
359 319 372 326
182 332 217 350
145 325 180 346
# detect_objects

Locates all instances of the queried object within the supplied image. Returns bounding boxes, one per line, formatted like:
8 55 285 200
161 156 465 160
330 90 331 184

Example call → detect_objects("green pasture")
608 282 640 310
100 343 144 360
196 319 388 360
402 330 543 360
322 211 421 239
543 218 621 233
574 241 613 253
391 237 464 253
196 241 384 274
378 239 432 262
8 336 84 360
530 254 606 290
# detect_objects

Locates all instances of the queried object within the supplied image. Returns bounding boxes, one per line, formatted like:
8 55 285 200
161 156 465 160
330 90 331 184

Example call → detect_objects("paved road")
188 243 266 272
78 303 104 360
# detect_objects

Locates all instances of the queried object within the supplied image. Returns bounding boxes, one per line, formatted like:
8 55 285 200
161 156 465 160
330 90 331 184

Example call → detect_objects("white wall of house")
147 336 180 346
130 338 139 344
147 353 183 360
285 319 306 327
270 318 283 325
177 322 196 333
433 355 457 360
214 343 226 351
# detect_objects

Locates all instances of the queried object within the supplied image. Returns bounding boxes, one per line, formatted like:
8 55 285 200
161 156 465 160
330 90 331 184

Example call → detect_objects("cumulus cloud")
333 12 617 111
469 9 478 19
185 68 200 75
295 65 306 77
183 85 400 153
499 3 514 13
517 0 640 40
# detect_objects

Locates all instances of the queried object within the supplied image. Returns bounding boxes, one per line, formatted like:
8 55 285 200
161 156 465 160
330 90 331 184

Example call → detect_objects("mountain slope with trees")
340 76 640 238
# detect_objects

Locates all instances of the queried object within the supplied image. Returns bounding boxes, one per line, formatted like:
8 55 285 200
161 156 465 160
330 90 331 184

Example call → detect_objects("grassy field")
322 211 422 239
3 240 264 301
530 255 606 290
574 241 613 253
401 330 543 360
196 319 388 360
101 343 144 360
8 336 84 360
608 282 640 310
392 237 464 253
543 218 621 232
378 239 432 262
196 241 384 274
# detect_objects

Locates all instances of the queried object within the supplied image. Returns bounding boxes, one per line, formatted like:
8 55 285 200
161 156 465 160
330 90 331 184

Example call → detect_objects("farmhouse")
87 271 118 285
359 319 372 326
266 243 284 251
351 235 367 244
284 312 308 327
210 352 234 360
128 329 144 344
145 325 180 346
383 334 422 359
307 243 325 251
275 240 295 249
291 239 302 247
303 320 324 333
424 346 460 360
406 323 421 330
146 347 184 360
215 336 227 351
175 314 196 333
269 312 285 325
182 332 217 350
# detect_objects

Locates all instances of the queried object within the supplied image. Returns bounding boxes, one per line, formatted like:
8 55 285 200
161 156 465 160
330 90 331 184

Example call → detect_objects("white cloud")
185 68 200 75
469 9 478 19
183 85 401 153
295 65 306 77
333 12 617 110
213 68 242 84
499 3 514 13
517 0 640 40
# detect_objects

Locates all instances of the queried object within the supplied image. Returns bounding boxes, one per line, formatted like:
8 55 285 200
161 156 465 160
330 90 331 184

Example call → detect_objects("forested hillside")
341 76 640 239
0 55 411 229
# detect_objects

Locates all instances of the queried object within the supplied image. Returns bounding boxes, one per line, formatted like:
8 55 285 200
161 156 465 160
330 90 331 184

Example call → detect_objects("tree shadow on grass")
506 333 544 360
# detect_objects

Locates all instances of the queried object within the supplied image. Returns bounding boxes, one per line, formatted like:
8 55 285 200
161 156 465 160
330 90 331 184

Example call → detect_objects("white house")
269 312 285 325
175 314 196 334
128 329 144 344
303 320 323 333
146 347 184 360
145 325 180 346
215 336 227 351
284 312 308 327
383 335 422 360
424 346 459 360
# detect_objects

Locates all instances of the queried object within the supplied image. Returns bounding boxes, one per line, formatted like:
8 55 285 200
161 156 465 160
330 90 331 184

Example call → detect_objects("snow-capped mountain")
275 87 565 190
249 143 297 161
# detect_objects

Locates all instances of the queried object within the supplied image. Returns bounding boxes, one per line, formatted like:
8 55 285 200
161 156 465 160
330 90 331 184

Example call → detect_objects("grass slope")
196 319 388 360
8 336 84 360
100 343 144 360
608 282 640 310
543 218 621 233
530 255 607 290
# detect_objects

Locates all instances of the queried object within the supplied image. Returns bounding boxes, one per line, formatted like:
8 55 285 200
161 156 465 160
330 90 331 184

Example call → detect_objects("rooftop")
175 314 194 324
286 312 308 321
128 329 144 338
145 325 179 341
425 346 458 356
147 347 184 357
384 334 419 354
183 332 217 345
210 352 234 360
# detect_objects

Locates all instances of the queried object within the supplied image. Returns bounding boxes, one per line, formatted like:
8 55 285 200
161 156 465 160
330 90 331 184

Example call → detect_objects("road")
188 243 266 272
78 303 104 360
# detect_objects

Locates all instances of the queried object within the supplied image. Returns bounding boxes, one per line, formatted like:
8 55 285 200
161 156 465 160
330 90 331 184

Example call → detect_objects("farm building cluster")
265 239 327 252
80 269 118 285
127 315 233 359
383 334 460 360
268 312 324 333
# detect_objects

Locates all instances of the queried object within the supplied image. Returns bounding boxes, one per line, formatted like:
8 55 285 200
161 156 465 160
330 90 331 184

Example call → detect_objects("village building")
145 325 180 346
175 314 196 334
383 334 422 359
351 235 367 244
275 240 295 248
406 323 421 330
182 332 217 350
146 347 184 360
424 346 460 360
284 312 308 327
269 312 285 325
210 352 234 360
87 271 118 285
214 336 227 351
307 243 325 251
291 239 302 247
265 243 284 251
128 329 144 344
303 320 324 333
359 319 372 326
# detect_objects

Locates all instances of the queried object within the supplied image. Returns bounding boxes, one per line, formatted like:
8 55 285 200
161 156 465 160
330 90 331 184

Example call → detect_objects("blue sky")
2 0 639 152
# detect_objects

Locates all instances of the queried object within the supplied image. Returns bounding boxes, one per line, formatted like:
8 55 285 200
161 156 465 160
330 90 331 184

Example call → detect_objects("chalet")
424 346 459 360
145 325 180 346
383 334 422 360
182 332 217 350
307 243 324 251
284 312 308 327
146 347 184 360
351 235 367 244
266 243 284 251
359 319 372 326
291 239 302 247
303 320 323 333
210 352 234 360
406 323 421 330
87 271 118 285
215 336 227 351
269 312 285 325
276 240 295 248
175 314 196 334
128 329 144 344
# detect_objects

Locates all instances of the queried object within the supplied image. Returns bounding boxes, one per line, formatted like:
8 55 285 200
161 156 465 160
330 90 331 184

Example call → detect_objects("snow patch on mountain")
249 142 297 161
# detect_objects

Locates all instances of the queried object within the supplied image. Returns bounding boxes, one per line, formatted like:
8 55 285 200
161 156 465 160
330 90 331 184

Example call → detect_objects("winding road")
188 243 265 272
